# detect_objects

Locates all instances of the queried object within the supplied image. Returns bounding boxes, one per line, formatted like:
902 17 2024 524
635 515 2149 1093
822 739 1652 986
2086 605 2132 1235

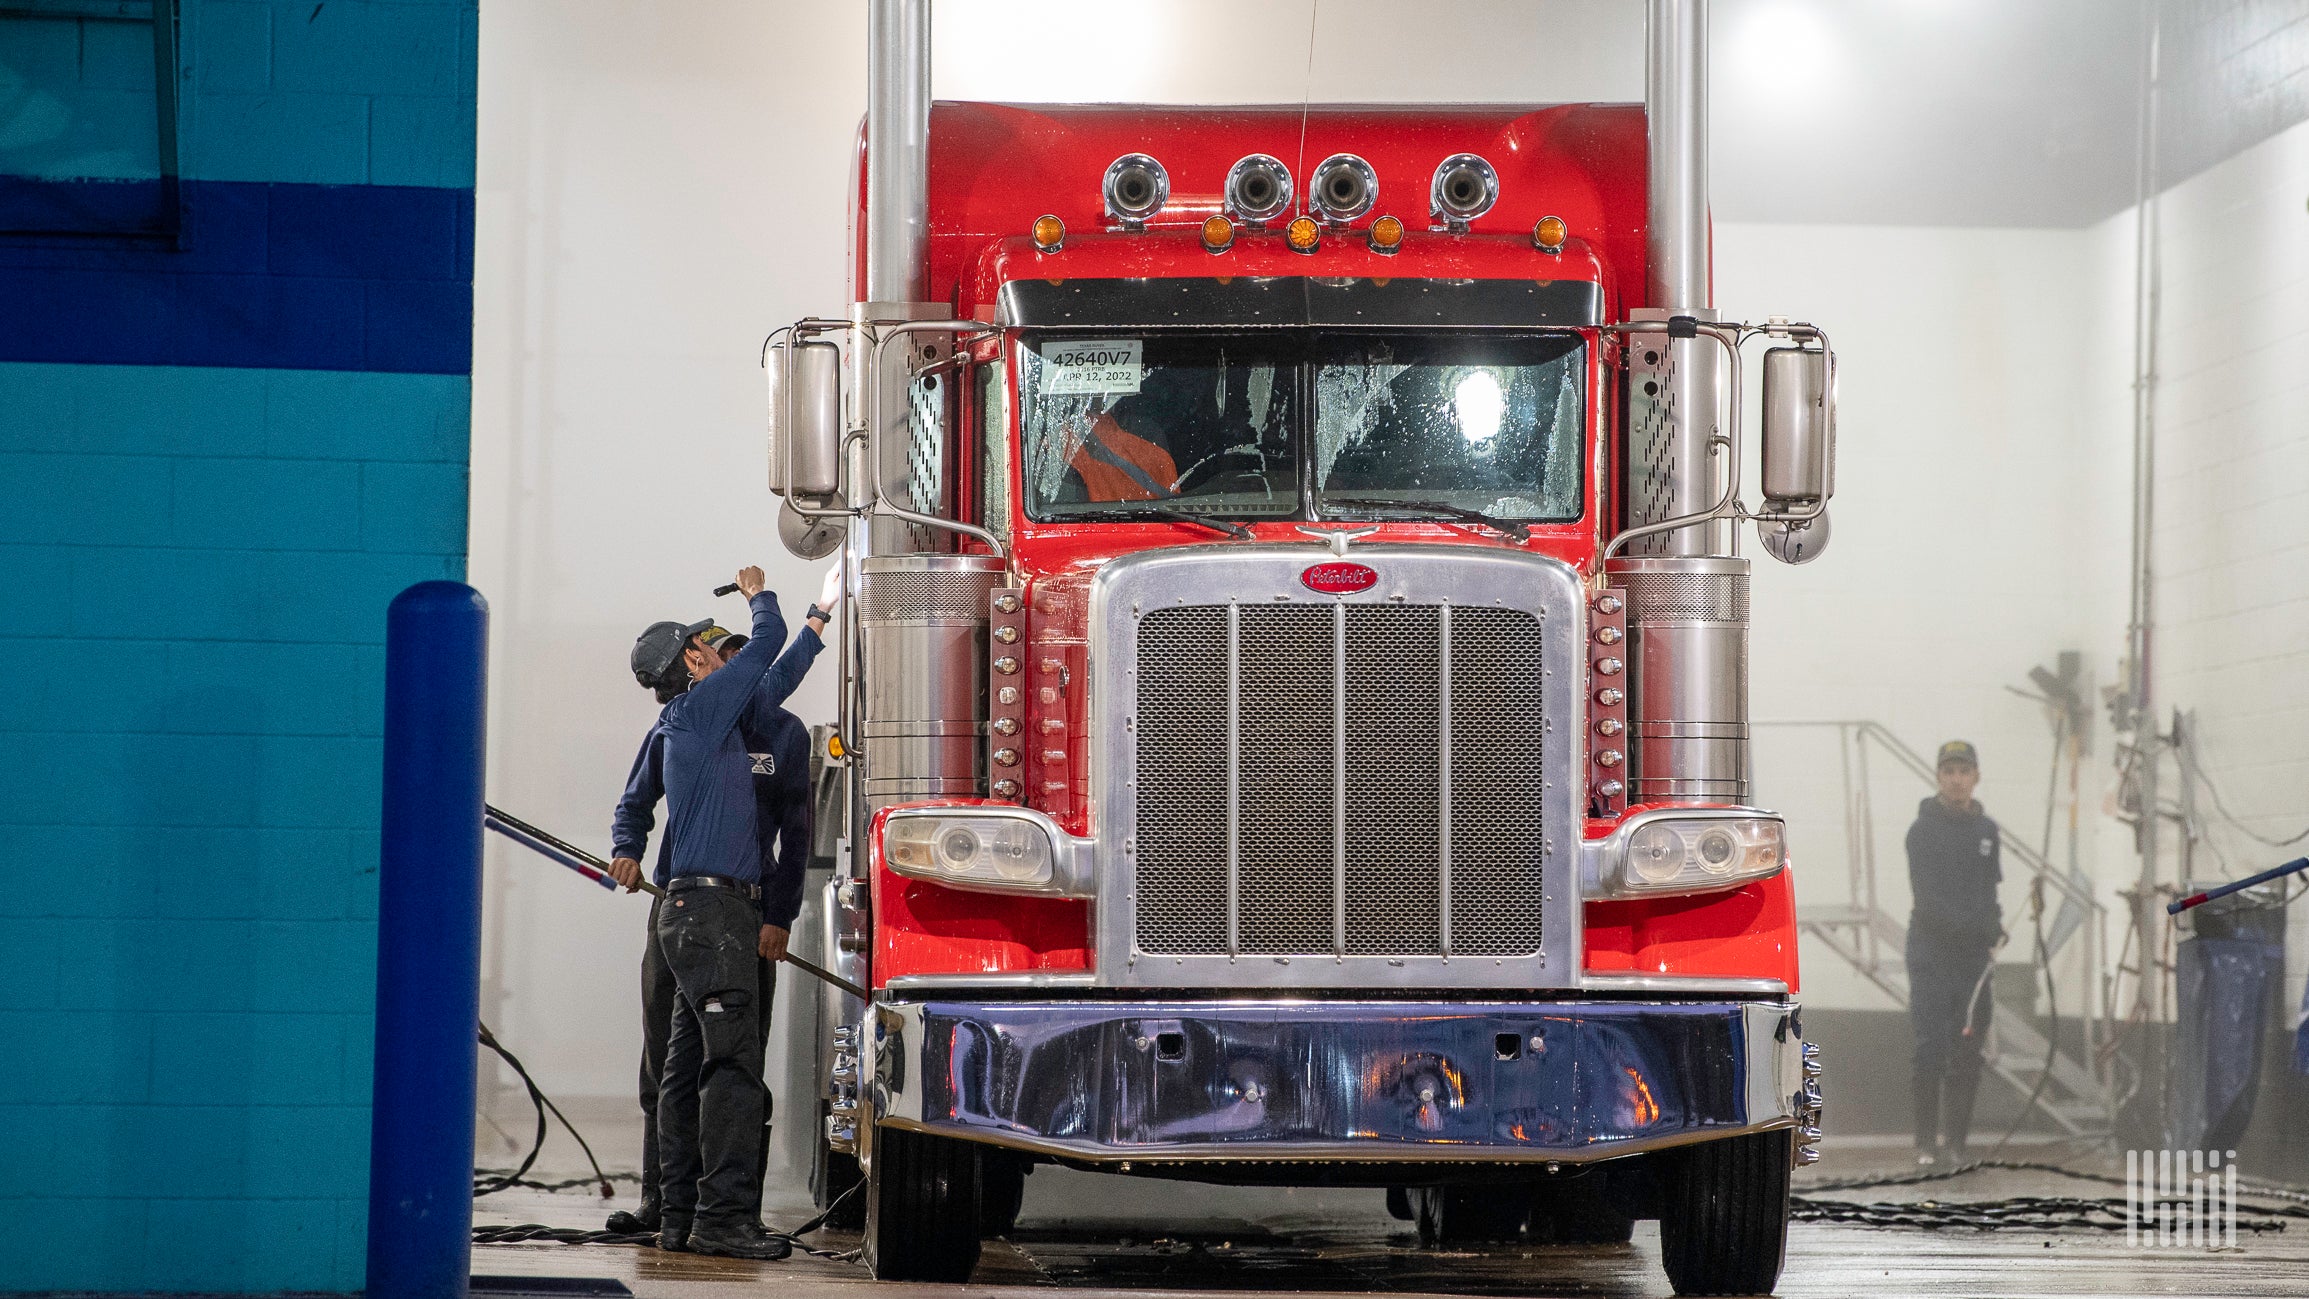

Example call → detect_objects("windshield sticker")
1043 340 1145 395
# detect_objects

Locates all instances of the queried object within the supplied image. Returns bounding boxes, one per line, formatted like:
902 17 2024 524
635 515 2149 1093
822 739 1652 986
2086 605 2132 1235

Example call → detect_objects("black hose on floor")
1794 1158 2309 1233
473 1182 863 1261
474 1021 620 1199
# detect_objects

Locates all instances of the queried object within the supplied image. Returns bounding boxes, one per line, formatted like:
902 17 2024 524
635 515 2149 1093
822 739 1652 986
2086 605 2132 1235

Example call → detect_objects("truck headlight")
1588 810 1786 899
882 807 1094 898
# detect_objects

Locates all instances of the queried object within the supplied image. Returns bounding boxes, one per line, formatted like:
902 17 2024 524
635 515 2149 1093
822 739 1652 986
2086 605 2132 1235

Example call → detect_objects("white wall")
1718 223 2126 1009
469 1 867 1100
2091 118 2309 997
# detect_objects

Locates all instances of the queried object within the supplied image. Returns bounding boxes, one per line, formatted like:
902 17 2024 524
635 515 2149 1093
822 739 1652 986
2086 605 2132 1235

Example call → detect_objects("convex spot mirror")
766 337 842 499
778 498 843 560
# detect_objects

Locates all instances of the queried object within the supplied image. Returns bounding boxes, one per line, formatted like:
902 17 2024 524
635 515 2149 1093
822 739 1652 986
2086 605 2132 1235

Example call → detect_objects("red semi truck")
770 3 1834 1292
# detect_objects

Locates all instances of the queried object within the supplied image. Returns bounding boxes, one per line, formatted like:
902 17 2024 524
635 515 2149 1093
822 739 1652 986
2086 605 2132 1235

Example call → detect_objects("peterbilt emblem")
1301 562 1378 594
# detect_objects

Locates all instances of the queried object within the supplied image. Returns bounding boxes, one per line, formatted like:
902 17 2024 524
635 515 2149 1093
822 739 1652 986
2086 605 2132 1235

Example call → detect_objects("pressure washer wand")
2168 856 2309 916
485 807 628 892
483 803 869 999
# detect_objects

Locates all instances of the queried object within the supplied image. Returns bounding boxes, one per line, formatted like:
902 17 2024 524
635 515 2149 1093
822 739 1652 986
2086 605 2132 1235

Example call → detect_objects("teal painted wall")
0 2 477 1290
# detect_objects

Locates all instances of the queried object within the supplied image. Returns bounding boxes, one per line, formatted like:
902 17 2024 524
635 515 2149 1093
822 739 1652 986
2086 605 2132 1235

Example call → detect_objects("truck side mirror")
767 337 842 499
1759 346 1833 507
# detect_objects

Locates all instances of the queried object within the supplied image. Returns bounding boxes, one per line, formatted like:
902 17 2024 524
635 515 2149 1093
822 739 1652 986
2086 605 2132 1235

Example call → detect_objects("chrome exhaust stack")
864 0 930 308
1612 0 1748 806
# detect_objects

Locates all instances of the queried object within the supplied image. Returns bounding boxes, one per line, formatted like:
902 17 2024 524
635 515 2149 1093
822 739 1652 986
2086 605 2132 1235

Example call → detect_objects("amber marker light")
1032 214 1066 252
1533 214 1568 253
1369 214 1405 254
1201 214 1235 252
1285 214 1321 253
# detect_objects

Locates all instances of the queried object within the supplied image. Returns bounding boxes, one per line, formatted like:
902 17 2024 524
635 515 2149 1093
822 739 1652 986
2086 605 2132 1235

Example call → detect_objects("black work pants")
1906 930 1994 1152
653 887 778 1226
637 896 776 1220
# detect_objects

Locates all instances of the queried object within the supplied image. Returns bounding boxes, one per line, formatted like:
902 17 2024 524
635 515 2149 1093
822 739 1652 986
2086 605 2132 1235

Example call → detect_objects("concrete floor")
470 1112 2309 1298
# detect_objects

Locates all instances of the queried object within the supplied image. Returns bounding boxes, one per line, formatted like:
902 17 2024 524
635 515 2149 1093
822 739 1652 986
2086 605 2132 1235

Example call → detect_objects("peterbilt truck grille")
1133 602 1546 958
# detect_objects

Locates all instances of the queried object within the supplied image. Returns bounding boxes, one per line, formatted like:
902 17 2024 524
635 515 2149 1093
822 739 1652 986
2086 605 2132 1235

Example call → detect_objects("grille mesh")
1620 569 1749 623
1233 606 1336 955
1445 608 1547 955
1132 608 1230 954
858 568 1001 621
1133 601 1543 959
1344 606 1443 954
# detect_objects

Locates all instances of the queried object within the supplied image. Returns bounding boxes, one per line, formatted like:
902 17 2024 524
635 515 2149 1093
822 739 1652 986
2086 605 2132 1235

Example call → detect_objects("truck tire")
979 1150 1028 1237
1527 1179 1636 1244
1657 1130 1791 1297
863 1126 983 1282
1413 1185 1530 1246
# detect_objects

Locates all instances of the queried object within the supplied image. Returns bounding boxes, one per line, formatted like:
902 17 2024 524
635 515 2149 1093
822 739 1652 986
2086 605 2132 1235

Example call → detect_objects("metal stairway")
1765 720 2114 1139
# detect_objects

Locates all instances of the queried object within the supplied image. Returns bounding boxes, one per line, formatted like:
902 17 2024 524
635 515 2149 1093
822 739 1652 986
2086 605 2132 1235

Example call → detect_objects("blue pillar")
368 582 489 1299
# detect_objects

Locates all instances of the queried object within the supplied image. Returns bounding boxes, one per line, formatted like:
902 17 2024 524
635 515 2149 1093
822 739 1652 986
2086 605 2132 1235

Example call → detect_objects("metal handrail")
1759 719 2105 918
1760 717 2115 1119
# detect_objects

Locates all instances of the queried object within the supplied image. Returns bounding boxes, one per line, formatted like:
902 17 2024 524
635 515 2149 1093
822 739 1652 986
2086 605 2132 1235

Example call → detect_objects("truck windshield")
1016 330 1584 525
1018 334 1299 520
1312 332 1584 523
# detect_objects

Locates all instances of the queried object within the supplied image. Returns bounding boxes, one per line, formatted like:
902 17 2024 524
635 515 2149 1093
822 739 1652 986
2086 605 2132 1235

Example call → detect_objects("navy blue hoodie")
1905 795 2002 950
610 590 820 903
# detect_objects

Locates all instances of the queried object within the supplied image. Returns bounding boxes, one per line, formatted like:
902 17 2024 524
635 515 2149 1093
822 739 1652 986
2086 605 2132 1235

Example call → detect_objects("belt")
666 874 761 902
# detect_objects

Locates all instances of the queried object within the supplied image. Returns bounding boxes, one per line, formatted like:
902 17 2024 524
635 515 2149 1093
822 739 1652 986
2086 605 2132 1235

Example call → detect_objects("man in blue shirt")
607 614 820 1245
605 563 836 1258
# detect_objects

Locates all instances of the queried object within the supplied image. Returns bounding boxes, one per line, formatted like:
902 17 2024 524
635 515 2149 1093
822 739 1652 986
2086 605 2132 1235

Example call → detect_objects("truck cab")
772 77 1833 1298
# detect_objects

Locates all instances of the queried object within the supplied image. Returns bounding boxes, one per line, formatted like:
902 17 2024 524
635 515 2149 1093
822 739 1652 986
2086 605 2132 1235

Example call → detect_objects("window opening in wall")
0 0 183 242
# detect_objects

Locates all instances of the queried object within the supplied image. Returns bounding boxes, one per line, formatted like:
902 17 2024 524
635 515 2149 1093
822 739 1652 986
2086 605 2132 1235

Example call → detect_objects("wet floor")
471 1139 2309 1299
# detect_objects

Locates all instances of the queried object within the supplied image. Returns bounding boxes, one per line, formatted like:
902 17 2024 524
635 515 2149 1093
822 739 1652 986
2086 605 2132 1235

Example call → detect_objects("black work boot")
605 1202 661 1235
685 1218 792 1260
657 1215 691 1252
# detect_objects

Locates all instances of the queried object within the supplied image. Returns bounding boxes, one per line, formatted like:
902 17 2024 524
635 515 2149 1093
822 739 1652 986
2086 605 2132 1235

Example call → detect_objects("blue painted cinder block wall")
0 2 477 1291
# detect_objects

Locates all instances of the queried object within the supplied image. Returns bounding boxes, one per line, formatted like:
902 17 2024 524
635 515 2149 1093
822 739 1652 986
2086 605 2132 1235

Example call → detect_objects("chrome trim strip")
1332 602 1347 957
1225 601 1241 957
1437 601 1453 955
1578 973 1791 996
882 972 1099 992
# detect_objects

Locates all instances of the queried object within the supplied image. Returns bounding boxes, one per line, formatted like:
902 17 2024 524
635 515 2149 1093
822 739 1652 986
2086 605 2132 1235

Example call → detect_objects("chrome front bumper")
867 998 1807 1164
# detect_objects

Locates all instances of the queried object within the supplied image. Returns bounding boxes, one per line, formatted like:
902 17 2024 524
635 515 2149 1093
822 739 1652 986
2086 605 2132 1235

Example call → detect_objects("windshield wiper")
1320 497 1531 542
1069 506 1253 540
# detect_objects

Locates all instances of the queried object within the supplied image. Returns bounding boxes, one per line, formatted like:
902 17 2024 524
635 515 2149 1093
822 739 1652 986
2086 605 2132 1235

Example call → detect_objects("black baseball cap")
1937 740 1979 769
631 620 689 687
